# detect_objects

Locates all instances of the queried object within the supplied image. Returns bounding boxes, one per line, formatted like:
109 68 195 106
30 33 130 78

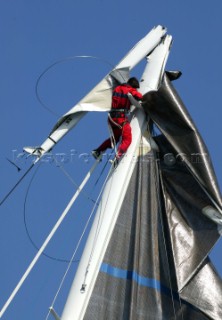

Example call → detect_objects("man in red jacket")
92 77 143 167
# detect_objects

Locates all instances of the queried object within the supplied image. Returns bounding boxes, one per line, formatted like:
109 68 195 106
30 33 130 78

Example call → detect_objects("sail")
82 74 222 319
60 35 173 320
143 73 222 210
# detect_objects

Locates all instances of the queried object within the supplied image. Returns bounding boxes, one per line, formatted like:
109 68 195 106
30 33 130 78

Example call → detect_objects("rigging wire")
93 154 110 186
0 155 104 319
0 162 35 206
23 153 110 263
107 116 118 154
35 55 128 117
31 54 130 315
23 163 78 263
79 124 119 289
45 204 95 320
1 54 127 208
52 153 97 205
45 158 113 319
79 159 115 293
0 53 131 318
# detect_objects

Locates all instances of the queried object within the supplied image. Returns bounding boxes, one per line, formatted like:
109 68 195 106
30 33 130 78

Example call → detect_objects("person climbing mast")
92 77 143 167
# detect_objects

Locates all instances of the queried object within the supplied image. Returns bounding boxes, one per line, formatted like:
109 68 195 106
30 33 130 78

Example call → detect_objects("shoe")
92 150 101 160
109 157 119 169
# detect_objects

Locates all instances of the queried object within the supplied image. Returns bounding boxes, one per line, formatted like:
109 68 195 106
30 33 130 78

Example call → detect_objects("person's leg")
92 119 122 161
96 125 121 151
116 122 132 159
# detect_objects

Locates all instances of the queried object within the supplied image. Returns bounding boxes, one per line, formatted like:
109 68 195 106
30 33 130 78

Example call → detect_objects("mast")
60 35 172 320
24 25 167 160
0 25 169 318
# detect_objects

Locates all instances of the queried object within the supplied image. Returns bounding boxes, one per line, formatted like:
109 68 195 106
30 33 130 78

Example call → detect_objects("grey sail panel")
180 257 222 320
142 73 222 209
84 150 173 320
84 150 216 320
155 134 221 291
83 74 222 319
155 134 222 319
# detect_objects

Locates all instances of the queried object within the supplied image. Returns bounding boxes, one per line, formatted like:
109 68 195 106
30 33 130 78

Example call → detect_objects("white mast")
60 35 172 320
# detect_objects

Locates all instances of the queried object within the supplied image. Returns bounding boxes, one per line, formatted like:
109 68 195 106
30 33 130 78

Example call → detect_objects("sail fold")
83 74 222 320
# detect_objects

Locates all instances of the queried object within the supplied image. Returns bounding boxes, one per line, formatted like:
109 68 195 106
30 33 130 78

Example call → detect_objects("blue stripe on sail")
100 263 171 296
100 263 202 313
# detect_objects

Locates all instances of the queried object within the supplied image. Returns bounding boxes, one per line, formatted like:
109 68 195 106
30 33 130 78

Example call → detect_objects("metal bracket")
49 307 61 320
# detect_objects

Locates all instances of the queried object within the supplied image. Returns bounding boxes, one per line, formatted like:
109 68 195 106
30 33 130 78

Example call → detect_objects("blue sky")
0 1 222 319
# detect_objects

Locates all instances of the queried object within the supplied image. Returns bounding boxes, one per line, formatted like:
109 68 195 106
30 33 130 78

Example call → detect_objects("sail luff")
80 45 222 320
61 34 173 320
61 108 147 320
83 88 222 320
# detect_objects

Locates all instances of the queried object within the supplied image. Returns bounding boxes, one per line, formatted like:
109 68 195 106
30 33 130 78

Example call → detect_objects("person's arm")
127 93 142 110
130 88 143 101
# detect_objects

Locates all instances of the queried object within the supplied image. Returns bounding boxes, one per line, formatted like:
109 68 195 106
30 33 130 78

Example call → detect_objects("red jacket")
112 84 143 110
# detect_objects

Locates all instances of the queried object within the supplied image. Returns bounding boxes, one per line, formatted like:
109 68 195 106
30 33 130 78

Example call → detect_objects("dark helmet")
127 77 140 88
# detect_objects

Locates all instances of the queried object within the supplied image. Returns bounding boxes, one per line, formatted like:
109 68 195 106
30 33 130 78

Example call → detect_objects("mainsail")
1 25 221 320
60 34 173 320
81 74 222 320
57 29 222 320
